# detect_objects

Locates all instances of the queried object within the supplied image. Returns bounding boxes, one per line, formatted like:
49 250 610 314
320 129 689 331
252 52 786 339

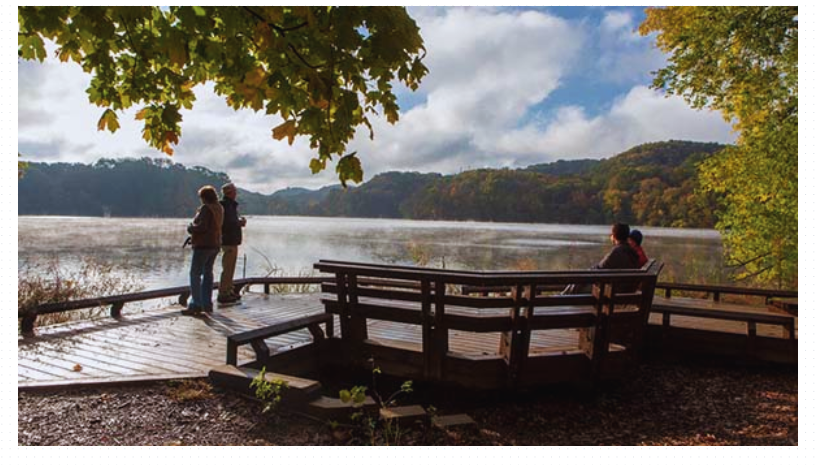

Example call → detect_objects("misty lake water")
18 216 727 290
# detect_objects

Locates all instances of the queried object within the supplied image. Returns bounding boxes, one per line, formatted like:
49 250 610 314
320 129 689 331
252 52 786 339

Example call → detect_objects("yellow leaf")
97 109 120 133
135 108 148 121
272 120 297 145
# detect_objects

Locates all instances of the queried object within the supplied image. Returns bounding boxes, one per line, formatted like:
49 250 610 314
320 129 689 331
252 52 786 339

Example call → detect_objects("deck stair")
208 364 379 420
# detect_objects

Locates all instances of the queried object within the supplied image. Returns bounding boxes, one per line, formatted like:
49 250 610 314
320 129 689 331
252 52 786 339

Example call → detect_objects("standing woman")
184 185 224 315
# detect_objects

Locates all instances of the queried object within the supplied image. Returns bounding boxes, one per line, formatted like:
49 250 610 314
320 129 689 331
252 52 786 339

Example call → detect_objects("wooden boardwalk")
18 293 325 389
18 292 794 390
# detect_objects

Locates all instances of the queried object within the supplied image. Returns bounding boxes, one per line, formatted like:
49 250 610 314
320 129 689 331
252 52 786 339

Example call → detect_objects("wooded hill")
18 140 724 227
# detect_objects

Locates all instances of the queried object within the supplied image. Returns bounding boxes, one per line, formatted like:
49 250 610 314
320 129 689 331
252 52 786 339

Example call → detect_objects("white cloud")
17 7 734 193
492 86 736 164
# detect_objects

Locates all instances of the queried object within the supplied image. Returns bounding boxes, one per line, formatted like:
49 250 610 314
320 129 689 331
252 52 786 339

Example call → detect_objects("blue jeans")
189 248 219 309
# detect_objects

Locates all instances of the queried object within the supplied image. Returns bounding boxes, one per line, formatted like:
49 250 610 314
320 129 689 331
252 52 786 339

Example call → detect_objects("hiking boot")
181 306 202 316
203 305 214 313
217 294 236 304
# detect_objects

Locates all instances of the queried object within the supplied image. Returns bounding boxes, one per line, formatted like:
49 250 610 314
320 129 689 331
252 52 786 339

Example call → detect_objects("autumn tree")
17 6 428 185
640 7 798 287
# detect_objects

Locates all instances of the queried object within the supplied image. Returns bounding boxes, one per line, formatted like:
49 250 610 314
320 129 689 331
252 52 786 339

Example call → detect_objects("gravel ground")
18 359 797 446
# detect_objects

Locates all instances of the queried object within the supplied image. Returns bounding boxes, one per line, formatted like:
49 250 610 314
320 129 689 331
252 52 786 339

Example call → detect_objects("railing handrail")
655 281 797 300
315 259 663 286
18 276 326 319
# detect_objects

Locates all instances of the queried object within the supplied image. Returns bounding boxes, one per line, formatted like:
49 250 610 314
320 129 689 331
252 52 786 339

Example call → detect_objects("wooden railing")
18 276 325 336
655 282 797 304
314 259 664 388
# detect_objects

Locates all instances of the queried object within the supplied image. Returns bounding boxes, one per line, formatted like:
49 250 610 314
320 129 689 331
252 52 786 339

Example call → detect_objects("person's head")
221 182 237 200
628 229 643 247
198 185 219 204
611 222 630 244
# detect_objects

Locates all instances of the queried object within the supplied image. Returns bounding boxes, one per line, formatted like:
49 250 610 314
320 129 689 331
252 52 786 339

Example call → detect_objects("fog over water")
18 216 726 290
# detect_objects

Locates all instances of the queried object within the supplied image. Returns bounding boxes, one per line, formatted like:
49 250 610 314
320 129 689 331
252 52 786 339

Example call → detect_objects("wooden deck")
17 292 581 389
18 293 324 389
18 291 796 390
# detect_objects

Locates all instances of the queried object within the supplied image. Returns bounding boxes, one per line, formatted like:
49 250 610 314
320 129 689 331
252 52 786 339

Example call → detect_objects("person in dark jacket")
184 185 224 315
218 182 246 303
562 222 640 294
595 222 640 270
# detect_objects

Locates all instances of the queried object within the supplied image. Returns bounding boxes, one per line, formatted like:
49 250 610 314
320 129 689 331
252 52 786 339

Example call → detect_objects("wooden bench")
226 313 333 366
314 259 664 389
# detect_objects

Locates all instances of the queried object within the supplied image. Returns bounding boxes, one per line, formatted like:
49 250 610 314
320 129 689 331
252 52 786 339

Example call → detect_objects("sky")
17 6 737 194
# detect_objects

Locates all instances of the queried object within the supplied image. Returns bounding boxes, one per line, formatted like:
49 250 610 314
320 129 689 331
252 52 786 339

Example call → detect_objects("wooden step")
306 395 378 421
380 405 428 427
432 413 476 429
208 364 322 404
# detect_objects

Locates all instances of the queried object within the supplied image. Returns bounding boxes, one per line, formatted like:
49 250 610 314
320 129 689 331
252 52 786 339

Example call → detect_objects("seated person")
594 223 640 270
628 229 648 268
563 222 640 294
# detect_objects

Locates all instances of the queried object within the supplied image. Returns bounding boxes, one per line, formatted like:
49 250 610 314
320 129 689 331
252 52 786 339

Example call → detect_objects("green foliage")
250 367 289 414
640 7 797 287
18 6 428 184
339 385 369 406
337 365 417 446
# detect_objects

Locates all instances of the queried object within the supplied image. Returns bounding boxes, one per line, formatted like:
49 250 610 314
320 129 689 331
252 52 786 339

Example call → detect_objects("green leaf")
336 152 363 187
339 389 351 403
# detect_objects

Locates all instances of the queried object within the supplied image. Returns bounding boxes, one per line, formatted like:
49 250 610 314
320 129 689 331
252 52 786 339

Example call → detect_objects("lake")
18 216 727 290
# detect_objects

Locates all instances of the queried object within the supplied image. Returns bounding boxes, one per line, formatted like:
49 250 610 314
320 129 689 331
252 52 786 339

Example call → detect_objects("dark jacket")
595 243 640 270
188 203 224 249
220 197 242 246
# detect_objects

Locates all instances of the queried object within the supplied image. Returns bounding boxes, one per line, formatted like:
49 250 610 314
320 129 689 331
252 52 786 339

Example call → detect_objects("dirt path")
18 360 797 446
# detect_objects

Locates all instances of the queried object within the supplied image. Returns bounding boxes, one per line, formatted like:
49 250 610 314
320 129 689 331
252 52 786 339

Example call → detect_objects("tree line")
19 140 723 228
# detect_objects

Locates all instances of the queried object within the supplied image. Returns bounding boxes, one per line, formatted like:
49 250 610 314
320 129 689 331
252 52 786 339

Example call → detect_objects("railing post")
585 282 613 387
347 274 368 343
110 302 124 319
178 291 190 307
335 272 350 342
421 279 433 378
431 280 448 380
500 283 528 387
20 311 37 337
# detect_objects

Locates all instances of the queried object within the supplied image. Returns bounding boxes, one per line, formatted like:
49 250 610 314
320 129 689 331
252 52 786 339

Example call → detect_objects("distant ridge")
18 140 725 227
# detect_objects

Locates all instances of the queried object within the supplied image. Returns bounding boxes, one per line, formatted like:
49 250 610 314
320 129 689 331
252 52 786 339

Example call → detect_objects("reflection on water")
18 216 726 289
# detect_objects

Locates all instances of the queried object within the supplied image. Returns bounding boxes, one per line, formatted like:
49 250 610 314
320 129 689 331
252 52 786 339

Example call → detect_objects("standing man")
218 182 247 304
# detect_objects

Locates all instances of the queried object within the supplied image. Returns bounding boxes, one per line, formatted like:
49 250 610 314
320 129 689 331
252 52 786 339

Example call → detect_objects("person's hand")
239 217 247 227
